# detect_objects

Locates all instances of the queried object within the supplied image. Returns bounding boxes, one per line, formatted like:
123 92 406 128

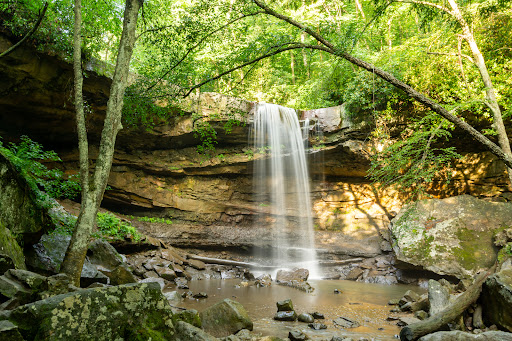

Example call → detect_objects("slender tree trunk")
301 32 310 78
61 0 143 286
290 51 296 84
446 0 512 184
355 0 366 18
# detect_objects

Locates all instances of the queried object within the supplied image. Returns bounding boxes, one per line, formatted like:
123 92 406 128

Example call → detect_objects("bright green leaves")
95 212 142 241
0 136 81 201
368 113 462 201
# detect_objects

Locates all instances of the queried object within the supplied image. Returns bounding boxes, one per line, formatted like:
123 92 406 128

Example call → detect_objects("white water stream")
252 103 320 279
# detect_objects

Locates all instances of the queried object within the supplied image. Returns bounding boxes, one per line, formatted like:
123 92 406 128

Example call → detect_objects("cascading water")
252 103 319 279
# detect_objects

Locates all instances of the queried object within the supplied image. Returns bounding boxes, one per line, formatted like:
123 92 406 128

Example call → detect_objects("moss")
0 220 26 270
453 227 496 271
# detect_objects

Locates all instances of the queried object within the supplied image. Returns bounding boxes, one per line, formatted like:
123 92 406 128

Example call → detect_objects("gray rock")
172 309 201 328
276 268 309 282
289 329 308 341
418 331 512 340
186 258 207 270
333 316 360 328
481 268 512 332
308 322 327 330
391 195 510 279
175 321 219 341
429 279 450 315
200 299 253 337
87 239 123 270
274 311 298 321
0 320 24 341
102 263 138 285
276 298 294 312
7 282 175 340
298 313 314 323
311 312 325 319
163 290 182 303
139 277 166 290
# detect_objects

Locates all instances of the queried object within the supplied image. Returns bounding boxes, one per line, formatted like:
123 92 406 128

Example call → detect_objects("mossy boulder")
199 299 253 337
0 220 26 271
390 195 511 279
4 282 175 341
0 150 51 244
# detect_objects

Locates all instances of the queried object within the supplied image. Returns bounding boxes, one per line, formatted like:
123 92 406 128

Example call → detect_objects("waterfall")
252 103 319 279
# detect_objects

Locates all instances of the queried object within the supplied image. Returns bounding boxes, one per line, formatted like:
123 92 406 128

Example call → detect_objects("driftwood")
400 267 495 341
188 254 362 269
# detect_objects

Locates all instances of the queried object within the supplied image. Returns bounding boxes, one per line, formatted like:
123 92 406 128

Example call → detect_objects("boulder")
481 268 512 331
87 239 124 270
5 282 175 340
288 329 308 341
186 258 206 270
25 234 108 287
418 331 512 340
276 298 294 312
298 313 314 323
200 299 253 337
175 321 219 341
273 311 298 321
308 322 327 330
0 320 24 341
172 309 201 328
276 268 309 282
0 151 51 245
102 263 138 285
0 220 25 271
391 195 510 279
428 280 450 315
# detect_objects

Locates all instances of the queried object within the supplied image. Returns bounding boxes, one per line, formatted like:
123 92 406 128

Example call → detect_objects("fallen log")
187 255 363 269
400 266 495 341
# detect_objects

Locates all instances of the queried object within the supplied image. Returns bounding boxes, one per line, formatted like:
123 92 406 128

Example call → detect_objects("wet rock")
276 299 294 312
175 321 219 341
298 313 314 323
175 277 189 289
473 305 484 329
311 312 324 319
160 248 186 264
255 274 272 287
193 292 208 299
429 279 450 315
172 309 201 328
334 289 341 294
274 311 298 321
7 282 175 340
481 268 512 331
143 270 160 279
276 268 309 282
418 331 512 340
308 322 327 330
200 298 253 337
288 329 308 341
333 316 360 328
388 298 400 305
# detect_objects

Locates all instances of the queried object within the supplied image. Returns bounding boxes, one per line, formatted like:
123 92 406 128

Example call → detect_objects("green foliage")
368 113 462 200
96 212 142 241
0 136 81 201
134 216 173 224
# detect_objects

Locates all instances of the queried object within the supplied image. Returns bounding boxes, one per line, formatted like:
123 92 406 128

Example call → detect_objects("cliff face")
1 34 510 259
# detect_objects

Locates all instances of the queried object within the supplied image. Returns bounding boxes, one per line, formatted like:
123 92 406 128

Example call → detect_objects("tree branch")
0 2 49 58
143 10 264 94
182 43 322 97
390 0 453 16
426 51 474 64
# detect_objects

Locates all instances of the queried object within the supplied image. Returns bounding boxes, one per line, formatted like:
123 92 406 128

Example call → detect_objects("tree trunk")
61 0 143 286
446 0 512 185
290 51 296 84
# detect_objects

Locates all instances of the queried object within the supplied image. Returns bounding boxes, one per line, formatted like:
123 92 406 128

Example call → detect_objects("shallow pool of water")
172 279 422 340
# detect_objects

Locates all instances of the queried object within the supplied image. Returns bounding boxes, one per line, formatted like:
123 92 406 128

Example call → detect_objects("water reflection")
172 279 423 340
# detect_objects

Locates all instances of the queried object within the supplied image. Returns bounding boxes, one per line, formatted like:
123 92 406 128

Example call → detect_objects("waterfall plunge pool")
171 278 423 340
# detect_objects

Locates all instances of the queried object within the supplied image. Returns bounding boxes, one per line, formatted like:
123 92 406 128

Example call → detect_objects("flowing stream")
175 278 422 340
252 103 319 278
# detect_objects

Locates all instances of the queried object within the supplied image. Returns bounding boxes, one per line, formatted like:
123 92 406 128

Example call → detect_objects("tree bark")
61 0 143 285
399 268 493 341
